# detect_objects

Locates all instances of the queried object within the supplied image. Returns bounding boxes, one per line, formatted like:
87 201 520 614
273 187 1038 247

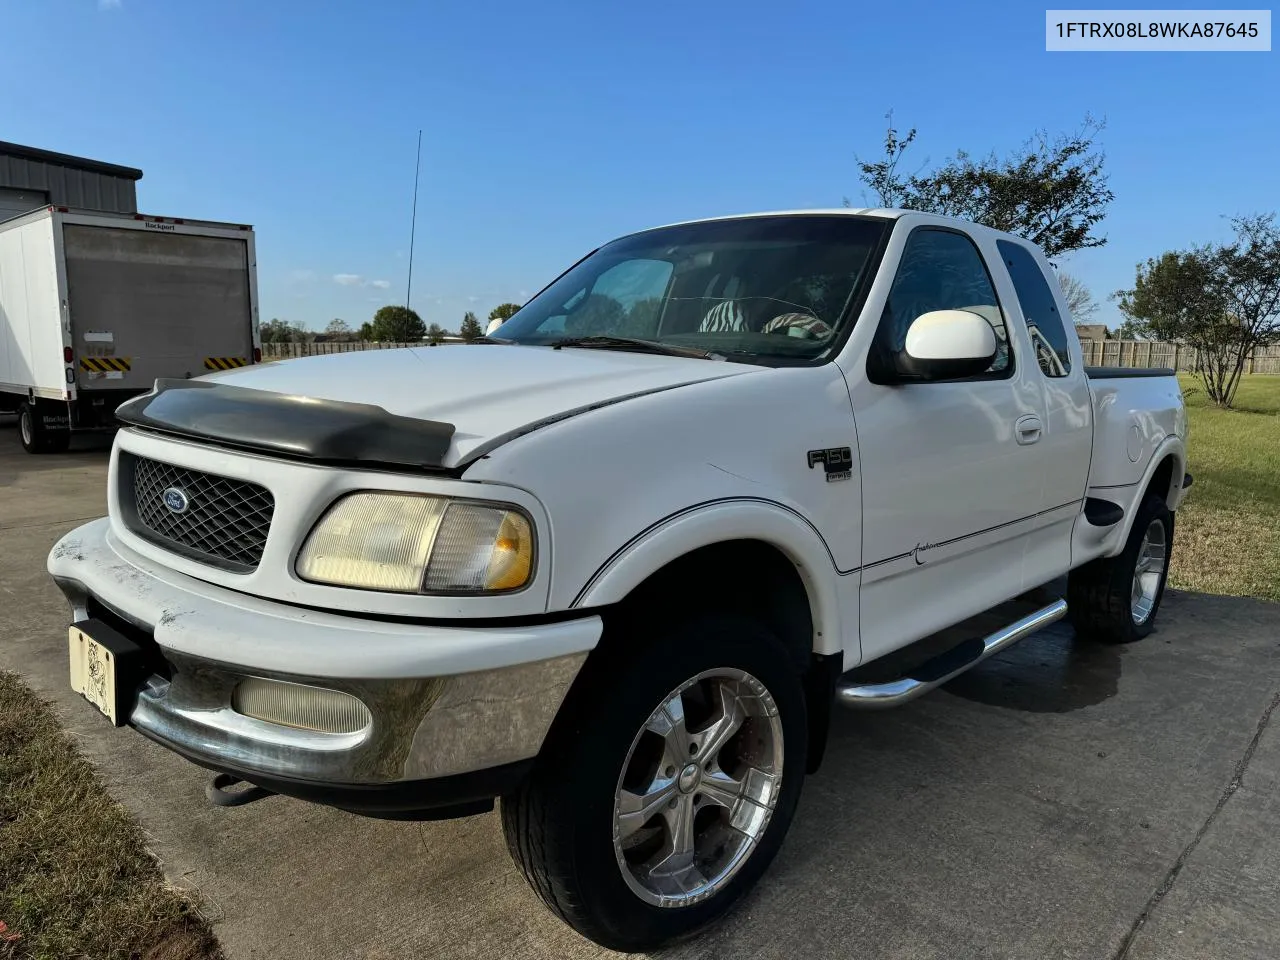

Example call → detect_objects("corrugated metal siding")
0 188 50 220
0 154 137 214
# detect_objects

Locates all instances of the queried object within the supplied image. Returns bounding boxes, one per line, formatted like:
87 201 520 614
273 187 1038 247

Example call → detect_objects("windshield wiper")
547 335 722 360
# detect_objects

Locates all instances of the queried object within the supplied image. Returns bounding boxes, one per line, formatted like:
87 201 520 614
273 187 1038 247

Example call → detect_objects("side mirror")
896 309 997 380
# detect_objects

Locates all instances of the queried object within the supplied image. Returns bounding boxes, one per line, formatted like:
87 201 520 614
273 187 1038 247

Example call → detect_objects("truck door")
847 226 1056 663
994 239 1093 584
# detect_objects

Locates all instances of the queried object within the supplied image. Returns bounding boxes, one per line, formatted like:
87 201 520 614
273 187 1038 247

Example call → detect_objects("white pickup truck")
48 210 1189 950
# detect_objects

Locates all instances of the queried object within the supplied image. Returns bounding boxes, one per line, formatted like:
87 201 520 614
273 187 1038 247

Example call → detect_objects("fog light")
231 678 371 734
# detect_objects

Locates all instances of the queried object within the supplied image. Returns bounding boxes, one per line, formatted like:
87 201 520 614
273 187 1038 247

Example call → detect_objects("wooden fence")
262 340 461 359
266 338 1280 373
1080 339 1280 374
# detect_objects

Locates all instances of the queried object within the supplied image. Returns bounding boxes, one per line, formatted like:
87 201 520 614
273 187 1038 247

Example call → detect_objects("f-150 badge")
807 447 853 482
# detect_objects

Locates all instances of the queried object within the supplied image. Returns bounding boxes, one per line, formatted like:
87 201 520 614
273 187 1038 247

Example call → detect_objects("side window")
997 240 1072 378
882 229 1010 376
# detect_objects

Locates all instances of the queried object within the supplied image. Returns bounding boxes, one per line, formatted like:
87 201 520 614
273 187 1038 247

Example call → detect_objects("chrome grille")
124 454 274 571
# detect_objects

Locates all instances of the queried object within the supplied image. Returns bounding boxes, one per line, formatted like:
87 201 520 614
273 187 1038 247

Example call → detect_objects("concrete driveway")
2 420 1278 960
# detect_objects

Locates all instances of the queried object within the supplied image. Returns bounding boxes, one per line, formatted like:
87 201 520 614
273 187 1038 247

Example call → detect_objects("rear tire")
18 402 70 454
1068 493 1173 644
501 613 807 951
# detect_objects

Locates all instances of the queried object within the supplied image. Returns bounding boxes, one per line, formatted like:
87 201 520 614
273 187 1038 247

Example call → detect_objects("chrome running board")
836 599 1068 710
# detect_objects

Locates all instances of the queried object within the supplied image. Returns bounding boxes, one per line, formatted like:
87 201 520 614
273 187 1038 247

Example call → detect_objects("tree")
1055 271 1099 322
853 116 1114 260
259 318 312 343
459 311 483 341
852 117 918 210
563 293 624 335
614 297 664 336
425 322 447 345
369 305 426 342
1114 318 1148 340
324 318 354 340
489 302 521 323
358 321 374 341
1116 213 1280 408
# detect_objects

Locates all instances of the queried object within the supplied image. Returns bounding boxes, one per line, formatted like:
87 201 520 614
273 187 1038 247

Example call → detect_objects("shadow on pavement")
944 627 1123 713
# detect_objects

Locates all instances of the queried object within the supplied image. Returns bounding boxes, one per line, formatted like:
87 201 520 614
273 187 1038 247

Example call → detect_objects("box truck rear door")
64 224 253 392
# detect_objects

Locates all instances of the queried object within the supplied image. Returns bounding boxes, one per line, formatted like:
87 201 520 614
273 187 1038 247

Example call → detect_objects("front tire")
502 613 807 951
1068 493 1173 644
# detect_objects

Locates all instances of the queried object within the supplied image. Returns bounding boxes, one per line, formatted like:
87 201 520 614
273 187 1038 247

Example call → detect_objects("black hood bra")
115 379 456 470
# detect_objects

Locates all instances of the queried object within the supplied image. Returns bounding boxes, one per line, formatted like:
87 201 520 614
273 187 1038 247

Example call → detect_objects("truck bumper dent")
48 519 598 814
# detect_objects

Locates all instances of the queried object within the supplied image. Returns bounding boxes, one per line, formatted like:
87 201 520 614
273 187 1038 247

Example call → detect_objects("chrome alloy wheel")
1131 518 1168 624
612 668 784 908
19 407 33 448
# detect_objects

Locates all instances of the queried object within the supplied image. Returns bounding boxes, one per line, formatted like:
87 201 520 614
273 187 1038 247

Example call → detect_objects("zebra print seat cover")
698 302 834 340
698 300 750 332
762 312 834 339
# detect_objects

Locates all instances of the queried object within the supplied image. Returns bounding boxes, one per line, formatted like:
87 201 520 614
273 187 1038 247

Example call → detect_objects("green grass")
1170 374 1280 602
0 672 222 960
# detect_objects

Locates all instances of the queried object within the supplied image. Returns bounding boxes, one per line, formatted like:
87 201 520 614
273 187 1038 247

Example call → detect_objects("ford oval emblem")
162 487 190 514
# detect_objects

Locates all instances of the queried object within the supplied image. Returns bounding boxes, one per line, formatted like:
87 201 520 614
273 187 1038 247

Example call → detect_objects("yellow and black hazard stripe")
204 356 249 370
79 356 132 373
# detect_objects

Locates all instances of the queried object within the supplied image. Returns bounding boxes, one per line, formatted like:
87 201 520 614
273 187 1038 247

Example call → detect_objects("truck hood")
197 344 756 466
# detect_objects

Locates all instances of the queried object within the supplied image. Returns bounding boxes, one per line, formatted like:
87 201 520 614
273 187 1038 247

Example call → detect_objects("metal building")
0 141 142 220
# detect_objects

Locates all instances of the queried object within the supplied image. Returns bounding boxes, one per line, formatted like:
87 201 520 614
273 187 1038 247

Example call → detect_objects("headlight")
296 493 534 594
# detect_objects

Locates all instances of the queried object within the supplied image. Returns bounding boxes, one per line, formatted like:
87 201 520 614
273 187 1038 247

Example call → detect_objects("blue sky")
3 0 1277 331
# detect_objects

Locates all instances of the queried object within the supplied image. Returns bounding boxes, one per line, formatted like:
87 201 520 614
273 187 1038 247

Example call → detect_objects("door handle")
1015 415 1042 445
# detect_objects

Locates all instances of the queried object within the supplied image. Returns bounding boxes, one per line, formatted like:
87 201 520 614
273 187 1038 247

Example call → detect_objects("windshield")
494 215 889 362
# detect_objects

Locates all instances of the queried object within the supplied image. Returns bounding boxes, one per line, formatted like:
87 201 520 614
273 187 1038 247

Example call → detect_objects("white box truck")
0 205 261 453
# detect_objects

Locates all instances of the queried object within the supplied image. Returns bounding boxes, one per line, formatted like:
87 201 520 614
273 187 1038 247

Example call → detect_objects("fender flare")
1111 435 1187 551
570 498 848 656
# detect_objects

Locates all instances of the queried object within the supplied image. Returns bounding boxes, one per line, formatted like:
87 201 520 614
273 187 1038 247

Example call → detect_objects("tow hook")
205 773 273 808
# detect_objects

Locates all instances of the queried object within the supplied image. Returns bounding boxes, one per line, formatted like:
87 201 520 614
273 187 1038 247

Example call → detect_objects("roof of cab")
652 208 908 230
632 208 1031 246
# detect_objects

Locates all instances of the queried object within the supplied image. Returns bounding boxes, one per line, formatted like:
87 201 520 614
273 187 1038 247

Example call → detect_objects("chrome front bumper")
49 519 597 789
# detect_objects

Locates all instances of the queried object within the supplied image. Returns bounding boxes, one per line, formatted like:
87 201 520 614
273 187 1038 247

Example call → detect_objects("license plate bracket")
68 618 145 726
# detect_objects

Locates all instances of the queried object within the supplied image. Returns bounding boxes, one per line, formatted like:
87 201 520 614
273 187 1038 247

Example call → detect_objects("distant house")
1075 324 1111 342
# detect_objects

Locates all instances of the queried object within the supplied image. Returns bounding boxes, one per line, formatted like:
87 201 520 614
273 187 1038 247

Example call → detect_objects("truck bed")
1085 369 1185 490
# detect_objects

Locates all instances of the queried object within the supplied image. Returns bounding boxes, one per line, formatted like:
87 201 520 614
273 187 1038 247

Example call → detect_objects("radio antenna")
406 129 422 309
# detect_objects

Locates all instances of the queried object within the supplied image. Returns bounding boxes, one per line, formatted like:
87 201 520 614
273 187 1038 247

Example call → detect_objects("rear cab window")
996 240 1073 378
